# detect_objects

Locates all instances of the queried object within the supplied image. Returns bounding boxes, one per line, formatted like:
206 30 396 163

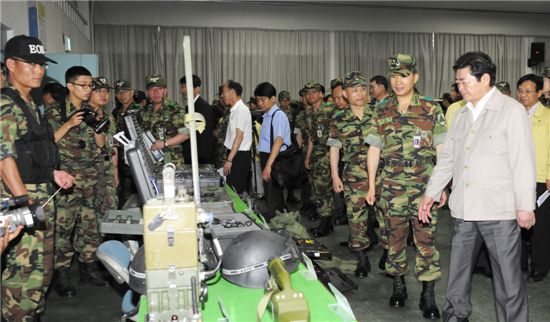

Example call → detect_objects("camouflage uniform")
372 96 390 250
140 98 186 168
327 103 372 251
1 85 56 321
45 99 102 268
307 88 335 219
214 109 230 168
366 93 446 281
94 113 118 221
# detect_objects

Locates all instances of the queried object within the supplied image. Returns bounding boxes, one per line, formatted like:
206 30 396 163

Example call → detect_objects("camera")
0 200 46 237
81 108 110 134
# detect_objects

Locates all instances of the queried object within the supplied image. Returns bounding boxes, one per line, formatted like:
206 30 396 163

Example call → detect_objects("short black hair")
254 82 276 98
65 66 91 84
42 82 67 103
453 51 496 86
226 80 243 96
451 83 459 92
517 73 543 92
320 84 325 95
133 90 147 103
370 75 388 90
179 74 201 88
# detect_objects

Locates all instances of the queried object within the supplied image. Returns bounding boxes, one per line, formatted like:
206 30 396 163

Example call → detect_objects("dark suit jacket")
182 96 214 164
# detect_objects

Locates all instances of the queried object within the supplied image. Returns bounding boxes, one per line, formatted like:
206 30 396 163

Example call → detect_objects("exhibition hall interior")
1 1 550 321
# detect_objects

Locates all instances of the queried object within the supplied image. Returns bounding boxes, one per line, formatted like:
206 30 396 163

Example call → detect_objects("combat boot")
53 268 76 297
79 261 108 287
378 249 388 271
419 281 441 320
389 275 407 307
354 250 371 278
309 217 333 237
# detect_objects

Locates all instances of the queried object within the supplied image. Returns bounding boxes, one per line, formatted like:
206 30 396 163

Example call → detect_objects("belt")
385 157 434 167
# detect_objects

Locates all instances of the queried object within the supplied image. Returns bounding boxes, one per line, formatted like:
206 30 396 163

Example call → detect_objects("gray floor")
43 204 550 322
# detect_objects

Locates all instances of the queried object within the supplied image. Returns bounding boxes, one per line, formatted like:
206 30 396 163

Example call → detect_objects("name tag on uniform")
413 135 421 148
317 129 323 138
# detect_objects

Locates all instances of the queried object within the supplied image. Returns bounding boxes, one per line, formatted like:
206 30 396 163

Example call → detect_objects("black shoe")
53 268 76 297
528 270 547 282
419 281 441 320
79 261 108 287
339 241 349 247
389 275 407 307
309 217 334 238
354 250 371 278
378 249 388 271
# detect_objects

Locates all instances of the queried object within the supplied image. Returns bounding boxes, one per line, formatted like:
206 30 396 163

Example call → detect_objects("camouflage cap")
114 79 132 92
145 74 166 89
543 66 550 78
91 76 111 90
388 53 417 76
342 71 366 89
330 78 343 90
278 90 291 101
496 81 511 93
303 81 322 92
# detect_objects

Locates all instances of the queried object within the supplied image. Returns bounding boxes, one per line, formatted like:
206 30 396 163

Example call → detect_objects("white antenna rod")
183 36 201 205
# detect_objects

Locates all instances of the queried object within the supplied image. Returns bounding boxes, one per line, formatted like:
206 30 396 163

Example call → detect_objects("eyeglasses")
12 57 48 70
70 82 94 89
517 89 537 95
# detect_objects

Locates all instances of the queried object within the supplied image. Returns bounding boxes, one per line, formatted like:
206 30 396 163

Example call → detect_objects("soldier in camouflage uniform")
88 77 118 221
294 88 315 219
140 75 188 169
365 54 446 319
302 81 336 237
112 80 141 209
327 72 372 278
45 66 108 297
1 35 75 321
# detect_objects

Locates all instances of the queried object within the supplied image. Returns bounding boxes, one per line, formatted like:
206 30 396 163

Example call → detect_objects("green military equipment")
257 257 310 322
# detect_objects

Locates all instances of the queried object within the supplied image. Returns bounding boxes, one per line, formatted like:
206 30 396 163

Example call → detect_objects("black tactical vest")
1 87 59 184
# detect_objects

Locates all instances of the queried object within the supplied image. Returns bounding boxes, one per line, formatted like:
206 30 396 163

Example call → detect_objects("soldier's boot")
389 275 407 307
419 281 441 320
53 268 76 297
79 261 108 287
354 250 371 278
309 217 334 238
378 249 388 271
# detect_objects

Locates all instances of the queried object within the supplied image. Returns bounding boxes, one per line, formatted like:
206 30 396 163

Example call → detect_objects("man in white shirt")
222 80 252 194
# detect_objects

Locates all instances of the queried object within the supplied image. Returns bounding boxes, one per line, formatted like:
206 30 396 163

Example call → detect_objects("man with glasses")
366 54 446 319
516 73 550 283
88 77 118 229
45 66 108 297
140 74 187 168
1 35 75 320
327 72 373 278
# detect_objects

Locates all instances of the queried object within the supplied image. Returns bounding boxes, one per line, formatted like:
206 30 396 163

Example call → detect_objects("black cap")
4 35 57 65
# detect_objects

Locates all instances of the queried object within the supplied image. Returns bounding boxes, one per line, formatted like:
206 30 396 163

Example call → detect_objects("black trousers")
225 150 251 195
522 182 550 274
259 152 285 218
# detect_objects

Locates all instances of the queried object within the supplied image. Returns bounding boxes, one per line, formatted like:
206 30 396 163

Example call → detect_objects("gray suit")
425 88 536 322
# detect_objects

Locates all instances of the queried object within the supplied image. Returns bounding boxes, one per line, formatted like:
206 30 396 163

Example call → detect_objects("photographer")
44 66 107 298
1 35 75 321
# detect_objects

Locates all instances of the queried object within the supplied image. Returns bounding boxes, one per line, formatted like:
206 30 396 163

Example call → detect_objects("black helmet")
129 246 146 295
221 230 301 288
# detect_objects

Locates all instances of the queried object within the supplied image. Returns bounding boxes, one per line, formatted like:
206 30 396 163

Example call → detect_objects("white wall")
1 0 93 53
93 1 550 37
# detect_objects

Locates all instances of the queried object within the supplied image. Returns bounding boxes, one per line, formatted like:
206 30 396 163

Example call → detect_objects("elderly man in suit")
419 51 536 322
